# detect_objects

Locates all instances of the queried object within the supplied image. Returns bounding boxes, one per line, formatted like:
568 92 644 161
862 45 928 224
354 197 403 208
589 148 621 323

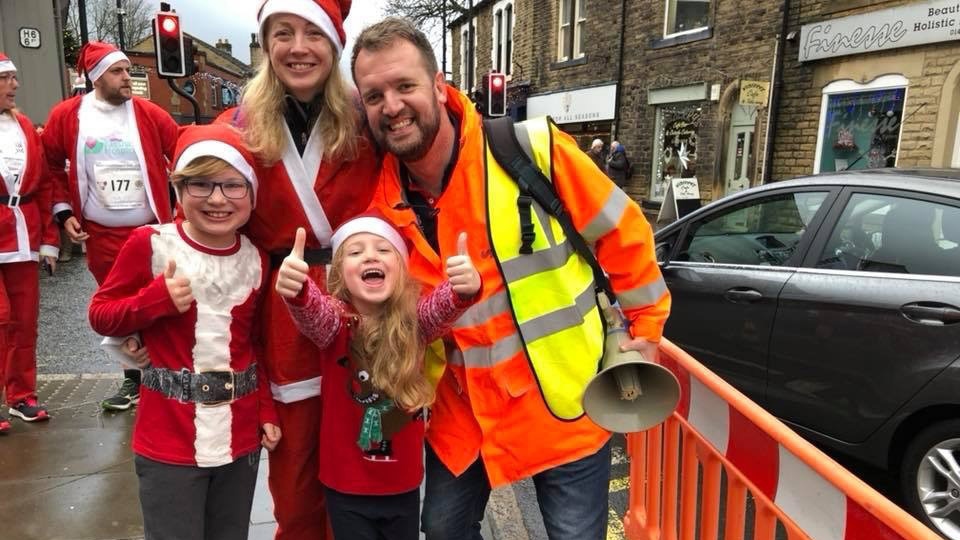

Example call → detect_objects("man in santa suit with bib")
42 41 177 412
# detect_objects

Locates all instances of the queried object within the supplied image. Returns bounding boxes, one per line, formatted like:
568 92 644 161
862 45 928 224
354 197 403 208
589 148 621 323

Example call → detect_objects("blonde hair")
326 243 434 411
239 22 358 165
170 156 234 187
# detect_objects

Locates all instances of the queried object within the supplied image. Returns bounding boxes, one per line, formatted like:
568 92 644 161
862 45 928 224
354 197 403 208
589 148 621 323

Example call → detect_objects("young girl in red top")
275 214 481 540
89 124 280 540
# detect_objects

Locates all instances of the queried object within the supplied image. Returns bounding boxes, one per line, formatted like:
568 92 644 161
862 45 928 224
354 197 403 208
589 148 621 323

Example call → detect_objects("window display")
652 104 700 201
817 87 905 173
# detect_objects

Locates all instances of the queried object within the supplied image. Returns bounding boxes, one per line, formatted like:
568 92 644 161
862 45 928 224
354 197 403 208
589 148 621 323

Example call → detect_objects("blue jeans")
421 440 612 540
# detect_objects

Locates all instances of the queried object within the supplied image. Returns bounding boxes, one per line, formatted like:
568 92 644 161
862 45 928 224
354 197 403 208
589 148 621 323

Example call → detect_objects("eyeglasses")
183 179 250 199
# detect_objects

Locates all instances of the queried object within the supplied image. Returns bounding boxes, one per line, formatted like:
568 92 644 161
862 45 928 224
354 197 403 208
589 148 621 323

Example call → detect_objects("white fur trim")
280 122 333 244
88 50 129 82
0 60 15 73
259 0 343 55
175 140 258 206
332 216 408 261
271 377 322 403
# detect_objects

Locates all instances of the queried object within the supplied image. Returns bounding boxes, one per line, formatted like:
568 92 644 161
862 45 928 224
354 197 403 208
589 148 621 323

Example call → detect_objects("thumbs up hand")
445 232 480 298
276 227 310 299
163 259 194 313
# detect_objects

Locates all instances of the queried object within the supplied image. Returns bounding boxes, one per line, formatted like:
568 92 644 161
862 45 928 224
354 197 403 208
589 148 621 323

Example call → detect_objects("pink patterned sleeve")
417 280 477 343
283 279 347 350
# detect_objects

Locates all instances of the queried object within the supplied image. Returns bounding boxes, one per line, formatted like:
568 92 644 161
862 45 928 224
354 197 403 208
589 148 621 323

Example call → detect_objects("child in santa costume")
42 40 177 412
275 215 481 540
0 52 59 429
88 124 280 540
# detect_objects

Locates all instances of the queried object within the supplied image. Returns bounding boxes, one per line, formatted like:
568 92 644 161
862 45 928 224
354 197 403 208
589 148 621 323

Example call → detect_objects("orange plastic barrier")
622 339 939 540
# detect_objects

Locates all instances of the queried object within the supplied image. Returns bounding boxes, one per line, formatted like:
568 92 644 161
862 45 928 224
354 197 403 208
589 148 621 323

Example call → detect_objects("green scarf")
357 399 396 449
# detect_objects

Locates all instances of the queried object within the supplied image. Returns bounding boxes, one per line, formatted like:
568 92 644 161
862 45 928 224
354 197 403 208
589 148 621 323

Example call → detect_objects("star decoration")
677 142 691 171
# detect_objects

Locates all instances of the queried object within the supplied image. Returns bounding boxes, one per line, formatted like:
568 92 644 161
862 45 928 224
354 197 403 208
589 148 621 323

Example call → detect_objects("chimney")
249 33 263 68
215 38 233 56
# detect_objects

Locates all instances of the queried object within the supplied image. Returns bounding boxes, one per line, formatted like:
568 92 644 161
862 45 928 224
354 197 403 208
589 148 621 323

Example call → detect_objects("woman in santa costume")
41 41 178 412
213 1 379 537
0 53 60 430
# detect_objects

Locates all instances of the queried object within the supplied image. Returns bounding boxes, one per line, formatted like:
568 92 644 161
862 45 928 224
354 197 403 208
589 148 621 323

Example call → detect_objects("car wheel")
901 420 960 539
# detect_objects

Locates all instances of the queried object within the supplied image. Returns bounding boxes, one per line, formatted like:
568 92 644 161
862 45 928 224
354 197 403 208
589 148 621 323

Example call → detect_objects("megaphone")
582 294 681 433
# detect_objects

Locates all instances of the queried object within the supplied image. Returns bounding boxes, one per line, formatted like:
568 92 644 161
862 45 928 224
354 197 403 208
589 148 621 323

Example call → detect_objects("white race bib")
92 161 147 210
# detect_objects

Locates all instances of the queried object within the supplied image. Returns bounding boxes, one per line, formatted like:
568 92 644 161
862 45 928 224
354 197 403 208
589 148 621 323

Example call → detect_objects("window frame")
812 74 909 174
491 0 514 76
557 0 585 62
460 19 478 91
664 0 712 38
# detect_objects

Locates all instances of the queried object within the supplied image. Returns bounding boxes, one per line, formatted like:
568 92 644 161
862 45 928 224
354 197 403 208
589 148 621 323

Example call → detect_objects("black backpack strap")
483 117 614 300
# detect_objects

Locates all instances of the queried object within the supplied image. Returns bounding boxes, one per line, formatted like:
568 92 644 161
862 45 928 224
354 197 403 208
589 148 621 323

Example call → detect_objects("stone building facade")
450 0 786 220
773 0 960 178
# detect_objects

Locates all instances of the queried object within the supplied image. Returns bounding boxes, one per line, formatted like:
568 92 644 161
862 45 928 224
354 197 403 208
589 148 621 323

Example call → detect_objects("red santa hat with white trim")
331 210 409 262
77 41 129 82
172 124 260 206
257 0 351 56
0 53 16 74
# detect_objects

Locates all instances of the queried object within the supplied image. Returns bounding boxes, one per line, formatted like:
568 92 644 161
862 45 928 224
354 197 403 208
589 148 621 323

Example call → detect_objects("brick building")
773 0 960 178
125 33 256 124
451 0 786 220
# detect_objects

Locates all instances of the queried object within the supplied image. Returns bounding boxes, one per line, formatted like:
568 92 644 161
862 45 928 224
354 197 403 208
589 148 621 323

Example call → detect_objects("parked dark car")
654 169 960 538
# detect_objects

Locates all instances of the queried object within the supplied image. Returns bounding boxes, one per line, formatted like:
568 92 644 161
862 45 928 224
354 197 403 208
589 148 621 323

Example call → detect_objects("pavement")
0 252 499 540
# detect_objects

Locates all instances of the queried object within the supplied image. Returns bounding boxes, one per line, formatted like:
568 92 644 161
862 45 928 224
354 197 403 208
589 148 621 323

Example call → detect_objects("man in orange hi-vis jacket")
351 18 671 540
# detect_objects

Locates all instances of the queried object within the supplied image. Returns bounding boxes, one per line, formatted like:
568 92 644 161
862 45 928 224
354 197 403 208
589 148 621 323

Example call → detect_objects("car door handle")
724 288 763 303
900 303 960 325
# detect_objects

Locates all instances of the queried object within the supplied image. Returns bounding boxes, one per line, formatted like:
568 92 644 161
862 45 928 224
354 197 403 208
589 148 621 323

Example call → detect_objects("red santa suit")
0 109 59 409
88 222 278 463
42 93 177 284
218 104 380 539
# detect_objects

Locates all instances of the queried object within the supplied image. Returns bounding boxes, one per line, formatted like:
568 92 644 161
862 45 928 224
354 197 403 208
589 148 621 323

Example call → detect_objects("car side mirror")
656 242 670 264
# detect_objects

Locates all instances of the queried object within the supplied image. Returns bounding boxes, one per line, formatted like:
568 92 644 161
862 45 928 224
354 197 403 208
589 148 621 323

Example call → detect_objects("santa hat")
331 210 409 261
0 53 15 74
172 124 259 206
257 0 351 56
77 41 129 82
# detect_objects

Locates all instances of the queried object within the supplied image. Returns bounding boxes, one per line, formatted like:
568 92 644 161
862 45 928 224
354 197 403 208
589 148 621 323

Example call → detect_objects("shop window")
652 103 701 201
814 75 907 174
558 0 585 61
460 20 478 90
492 1 514 76
665 0 710 36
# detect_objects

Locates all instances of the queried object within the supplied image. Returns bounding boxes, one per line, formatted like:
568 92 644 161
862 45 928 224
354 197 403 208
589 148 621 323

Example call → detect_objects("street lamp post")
116 0 126 50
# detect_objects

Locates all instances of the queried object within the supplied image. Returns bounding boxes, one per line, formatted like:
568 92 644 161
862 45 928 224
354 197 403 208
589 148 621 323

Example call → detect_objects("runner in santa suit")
0 53 59 430
41 41 177 412
215 1 379 538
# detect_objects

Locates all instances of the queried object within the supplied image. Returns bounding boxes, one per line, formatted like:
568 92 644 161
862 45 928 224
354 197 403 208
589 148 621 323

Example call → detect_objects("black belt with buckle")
269 247 332 269
0 194 33 208
142 364 258 405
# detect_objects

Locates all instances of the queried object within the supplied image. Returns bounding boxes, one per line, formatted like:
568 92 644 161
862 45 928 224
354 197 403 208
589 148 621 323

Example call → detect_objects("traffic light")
487 72 507 117
153 11 185 77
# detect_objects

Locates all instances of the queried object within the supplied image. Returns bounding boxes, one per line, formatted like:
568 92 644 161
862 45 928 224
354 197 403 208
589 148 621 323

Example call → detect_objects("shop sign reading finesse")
800 0 960 62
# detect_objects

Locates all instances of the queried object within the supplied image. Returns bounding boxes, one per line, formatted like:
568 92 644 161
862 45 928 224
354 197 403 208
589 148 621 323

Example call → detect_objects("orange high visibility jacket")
373 87 671 487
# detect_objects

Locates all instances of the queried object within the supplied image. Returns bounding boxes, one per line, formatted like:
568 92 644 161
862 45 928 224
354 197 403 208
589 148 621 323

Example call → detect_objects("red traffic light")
487 72 507 117
491 75 504 88
159 14 178 35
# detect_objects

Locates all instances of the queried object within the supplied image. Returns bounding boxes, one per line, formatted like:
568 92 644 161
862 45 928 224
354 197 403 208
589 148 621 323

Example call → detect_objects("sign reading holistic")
799 0 960 62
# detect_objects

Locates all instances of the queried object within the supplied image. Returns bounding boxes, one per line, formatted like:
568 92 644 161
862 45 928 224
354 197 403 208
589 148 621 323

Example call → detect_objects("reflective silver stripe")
533 201 557 246
501 240 575 282
519 286 598 341
270 376 322 403
447 348 465 367
461 333 524 369
617 276 670 308
454 290 511 329
582 188 630 243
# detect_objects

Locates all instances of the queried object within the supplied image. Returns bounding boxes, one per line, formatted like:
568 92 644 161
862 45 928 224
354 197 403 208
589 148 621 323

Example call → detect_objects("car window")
816 193 960 277
676 192 828 266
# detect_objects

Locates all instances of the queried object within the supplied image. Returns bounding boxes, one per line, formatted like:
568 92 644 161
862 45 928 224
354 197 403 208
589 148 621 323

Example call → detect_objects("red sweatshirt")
285 278 473 495
89 222 277 467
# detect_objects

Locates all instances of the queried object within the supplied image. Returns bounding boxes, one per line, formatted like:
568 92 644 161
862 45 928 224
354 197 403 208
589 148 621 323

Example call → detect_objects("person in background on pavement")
42 41 177 413
605 140 631 188
276 213 480 540
213 1 381 537
352 18 670 539
0 53 60 430
88 124 281 540
587 138 605 172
